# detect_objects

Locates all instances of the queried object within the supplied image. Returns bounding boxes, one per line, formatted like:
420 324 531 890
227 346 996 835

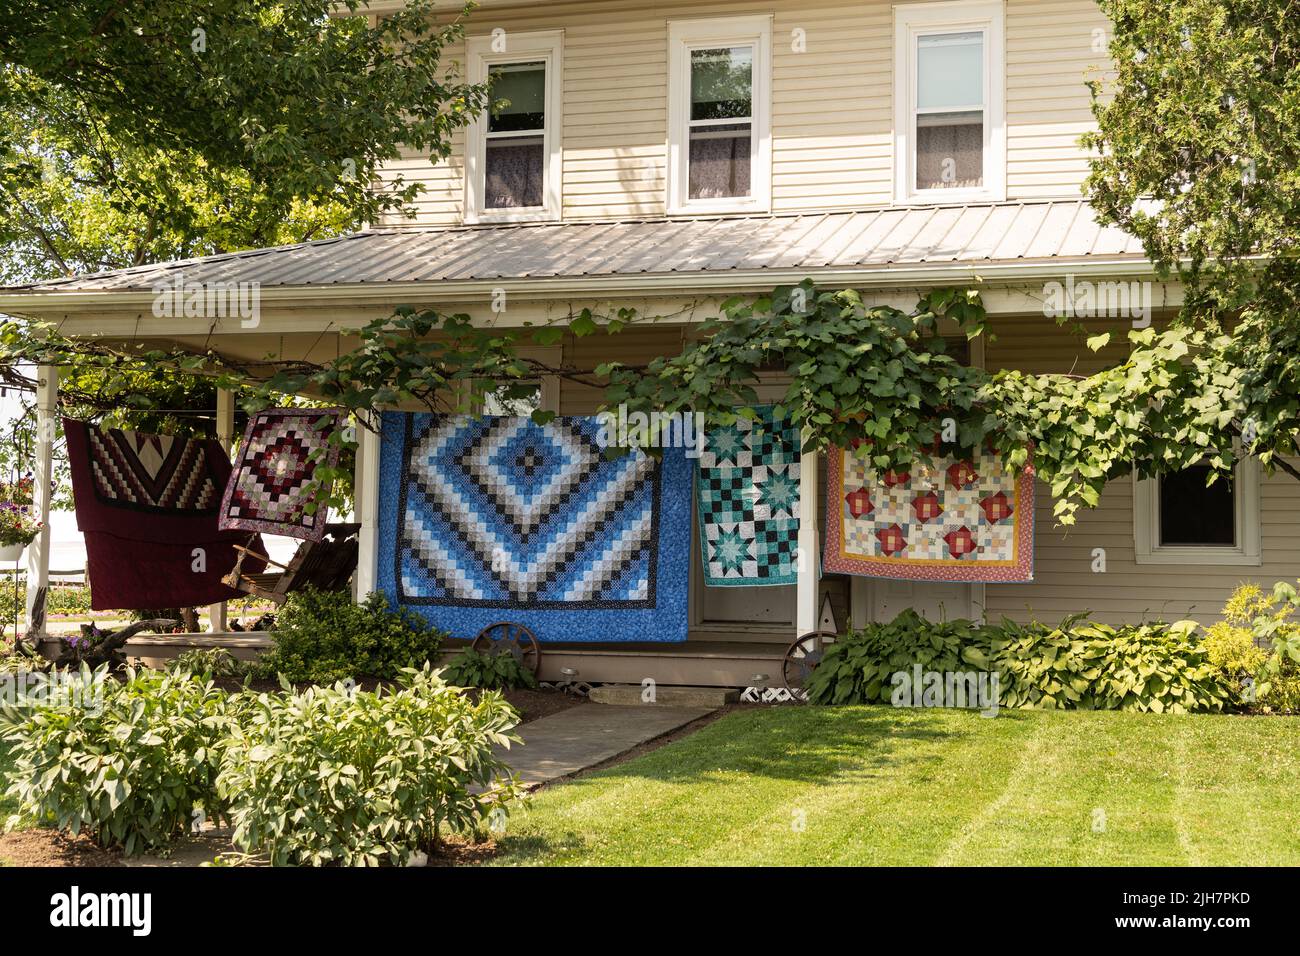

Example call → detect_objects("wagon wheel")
783 629 838 692
471 621 541 675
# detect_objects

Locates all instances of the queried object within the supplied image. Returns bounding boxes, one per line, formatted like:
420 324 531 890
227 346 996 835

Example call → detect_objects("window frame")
893 0 1006 204
465 30 564 224
1133 458 1261 566
470 345 561 416
667 15 772 216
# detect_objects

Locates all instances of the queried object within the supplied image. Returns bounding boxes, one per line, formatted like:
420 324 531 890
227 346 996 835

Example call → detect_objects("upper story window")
1134 458 1261 566
465 31 563 223
894 1 1005 203
668 16 771 215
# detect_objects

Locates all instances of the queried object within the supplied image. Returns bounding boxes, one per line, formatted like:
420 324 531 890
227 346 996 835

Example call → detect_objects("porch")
5 199 1219 686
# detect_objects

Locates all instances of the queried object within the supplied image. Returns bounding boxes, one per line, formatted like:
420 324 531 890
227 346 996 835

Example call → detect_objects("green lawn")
489 706 1300 866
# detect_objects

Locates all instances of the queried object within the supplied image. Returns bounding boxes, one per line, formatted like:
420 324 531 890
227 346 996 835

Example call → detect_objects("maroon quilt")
64 419 266 611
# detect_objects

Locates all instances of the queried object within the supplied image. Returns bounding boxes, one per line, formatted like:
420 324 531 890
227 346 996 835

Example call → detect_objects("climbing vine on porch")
1 279 1296 526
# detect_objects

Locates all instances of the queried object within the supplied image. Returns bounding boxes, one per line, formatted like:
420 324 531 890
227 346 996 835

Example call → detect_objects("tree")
0 1 487 499
1084 0 1300 469
1 1 487 281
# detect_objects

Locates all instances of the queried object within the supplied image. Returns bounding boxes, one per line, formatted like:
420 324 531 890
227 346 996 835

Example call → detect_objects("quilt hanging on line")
376 412 691 642
219 407 344 541
823 443 1034 583
696 406 800 587
64 419 267 610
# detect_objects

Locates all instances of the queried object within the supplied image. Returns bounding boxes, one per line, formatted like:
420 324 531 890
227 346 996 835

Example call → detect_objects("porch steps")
588 684 738 708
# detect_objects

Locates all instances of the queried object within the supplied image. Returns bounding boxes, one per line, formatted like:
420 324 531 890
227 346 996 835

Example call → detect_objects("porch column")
796 444 820 635
353 420 381 599
23 364 58 640
207 387 236 632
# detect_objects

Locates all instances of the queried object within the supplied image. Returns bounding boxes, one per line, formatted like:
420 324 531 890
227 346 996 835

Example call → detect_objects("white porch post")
24 365 58 640
796 443 820 635
207 387 236 632
353 420 381 600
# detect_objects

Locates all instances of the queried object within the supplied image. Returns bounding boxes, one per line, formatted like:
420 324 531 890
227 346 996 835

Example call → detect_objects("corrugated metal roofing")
6 199 1148 293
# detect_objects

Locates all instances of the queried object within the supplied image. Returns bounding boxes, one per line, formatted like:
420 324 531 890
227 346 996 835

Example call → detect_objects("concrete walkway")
499 702 714 787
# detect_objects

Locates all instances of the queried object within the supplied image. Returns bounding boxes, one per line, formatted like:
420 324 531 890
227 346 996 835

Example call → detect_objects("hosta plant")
806 610 1234 713
805 610 993 705
0 666 234 855
170 647 248 681
217 665 523 867
442 648 539 691
994 619 1229 713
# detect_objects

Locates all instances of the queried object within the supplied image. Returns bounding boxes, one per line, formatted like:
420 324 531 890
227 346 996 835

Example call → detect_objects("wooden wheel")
471 621 541 675
783 629 838 692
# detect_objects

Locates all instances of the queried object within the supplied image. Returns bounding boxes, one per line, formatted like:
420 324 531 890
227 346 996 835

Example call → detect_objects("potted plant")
0 477 40 562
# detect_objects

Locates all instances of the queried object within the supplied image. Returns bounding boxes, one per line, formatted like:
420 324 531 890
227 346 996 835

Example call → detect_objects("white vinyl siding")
375 0 1114 227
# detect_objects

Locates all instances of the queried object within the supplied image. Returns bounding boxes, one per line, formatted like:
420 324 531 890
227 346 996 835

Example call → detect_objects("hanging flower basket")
0 498 41 562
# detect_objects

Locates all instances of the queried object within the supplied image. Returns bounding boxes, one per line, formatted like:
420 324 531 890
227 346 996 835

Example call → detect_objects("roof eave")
0 256 1158 315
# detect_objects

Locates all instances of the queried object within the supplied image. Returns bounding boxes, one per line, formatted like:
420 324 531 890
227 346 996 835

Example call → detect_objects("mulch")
0 828 121 868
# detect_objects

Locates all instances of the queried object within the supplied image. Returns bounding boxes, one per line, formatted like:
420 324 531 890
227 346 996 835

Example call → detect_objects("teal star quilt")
696 406 801 587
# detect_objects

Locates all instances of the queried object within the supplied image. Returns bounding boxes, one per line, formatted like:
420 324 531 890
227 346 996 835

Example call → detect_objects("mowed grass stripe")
490 707 1300 867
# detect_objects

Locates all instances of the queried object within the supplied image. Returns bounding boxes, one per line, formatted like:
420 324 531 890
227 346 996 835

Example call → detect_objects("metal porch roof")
4 199 1147 295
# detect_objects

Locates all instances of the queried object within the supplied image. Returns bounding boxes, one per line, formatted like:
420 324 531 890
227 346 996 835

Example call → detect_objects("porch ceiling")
0 199 1150 305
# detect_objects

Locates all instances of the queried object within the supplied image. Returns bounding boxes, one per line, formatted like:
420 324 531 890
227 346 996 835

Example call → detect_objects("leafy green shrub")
1203 620 1268 708
1258 635 1300 714
0 649 49 674
1232 581 1300 714
995 619 1228 713
46 585 92 616
442 648 539 691
805 610 993 705
171 648 247 680
0 666 233 855
217 665 523 866
253 589 446 684
807 610 1232 713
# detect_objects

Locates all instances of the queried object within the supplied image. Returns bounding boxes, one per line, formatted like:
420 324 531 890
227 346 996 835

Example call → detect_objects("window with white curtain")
894 2 1005 202
466 31 563 222
668 16 771 215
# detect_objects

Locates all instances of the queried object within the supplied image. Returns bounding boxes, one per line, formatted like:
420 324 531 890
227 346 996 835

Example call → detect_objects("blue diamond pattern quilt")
376 412 690 642
696 406 801 587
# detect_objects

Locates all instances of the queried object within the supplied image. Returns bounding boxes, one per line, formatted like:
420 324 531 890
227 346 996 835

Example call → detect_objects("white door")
692 521 797 627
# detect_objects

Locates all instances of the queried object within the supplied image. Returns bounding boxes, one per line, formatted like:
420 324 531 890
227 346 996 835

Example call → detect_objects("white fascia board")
0 255 1162 317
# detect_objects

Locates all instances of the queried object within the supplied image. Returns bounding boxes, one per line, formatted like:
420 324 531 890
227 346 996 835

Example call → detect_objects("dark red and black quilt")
64 419 266 611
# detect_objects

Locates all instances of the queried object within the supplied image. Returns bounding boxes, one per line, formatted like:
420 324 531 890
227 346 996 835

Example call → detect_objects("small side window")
894 1 1005 203
1134 460 1261 566
484 62 548 209
668 16 771 215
